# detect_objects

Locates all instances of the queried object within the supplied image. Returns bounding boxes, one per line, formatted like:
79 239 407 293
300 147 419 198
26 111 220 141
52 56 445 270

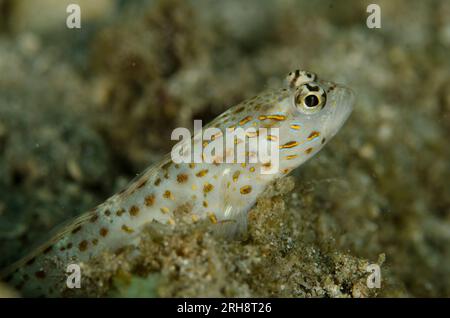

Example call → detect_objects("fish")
0 69 354 297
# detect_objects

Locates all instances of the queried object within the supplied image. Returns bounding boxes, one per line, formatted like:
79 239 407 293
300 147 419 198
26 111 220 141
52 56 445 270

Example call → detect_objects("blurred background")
0 0 449 297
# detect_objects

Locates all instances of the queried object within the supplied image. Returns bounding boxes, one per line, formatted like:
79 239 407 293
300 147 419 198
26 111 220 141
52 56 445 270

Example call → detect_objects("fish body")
1 70 354 296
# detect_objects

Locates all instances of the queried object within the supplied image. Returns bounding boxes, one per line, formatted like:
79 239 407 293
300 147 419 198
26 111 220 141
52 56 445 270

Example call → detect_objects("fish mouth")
324 83 355 139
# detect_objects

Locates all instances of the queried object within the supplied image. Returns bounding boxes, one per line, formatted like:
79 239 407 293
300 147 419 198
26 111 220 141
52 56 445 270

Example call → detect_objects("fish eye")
294 83 327 114
304 94 320 107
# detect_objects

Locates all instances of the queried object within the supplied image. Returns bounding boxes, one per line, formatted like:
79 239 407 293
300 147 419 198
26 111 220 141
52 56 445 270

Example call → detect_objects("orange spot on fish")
279 141 299 149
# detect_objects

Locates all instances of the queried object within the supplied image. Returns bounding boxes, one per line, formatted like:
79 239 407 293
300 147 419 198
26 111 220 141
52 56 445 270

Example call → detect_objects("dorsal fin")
0 155 172 279
0 207 99 279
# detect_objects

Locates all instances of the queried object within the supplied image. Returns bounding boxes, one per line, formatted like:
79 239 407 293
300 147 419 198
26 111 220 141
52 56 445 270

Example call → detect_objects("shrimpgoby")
1 70 354 296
